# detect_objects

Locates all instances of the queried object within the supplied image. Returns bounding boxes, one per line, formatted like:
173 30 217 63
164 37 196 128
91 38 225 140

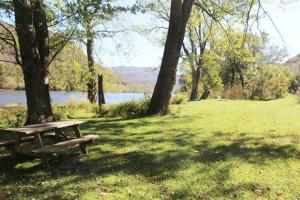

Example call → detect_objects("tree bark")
147 0 194 115
98 74 105 111
190 66 201 101
200 87 210 99
85 19 97 103
13 0 54 125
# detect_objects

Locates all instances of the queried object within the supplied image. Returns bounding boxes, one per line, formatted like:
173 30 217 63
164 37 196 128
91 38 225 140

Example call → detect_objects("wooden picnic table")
0 120 98 167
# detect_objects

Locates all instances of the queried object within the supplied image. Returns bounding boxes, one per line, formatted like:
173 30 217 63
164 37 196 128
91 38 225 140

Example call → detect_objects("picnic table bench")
0 120 98 167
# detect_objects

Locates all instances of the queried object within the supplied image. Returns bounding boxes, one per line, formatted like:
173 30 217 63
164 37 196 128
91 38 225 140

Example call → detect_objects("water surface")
0 90 146 105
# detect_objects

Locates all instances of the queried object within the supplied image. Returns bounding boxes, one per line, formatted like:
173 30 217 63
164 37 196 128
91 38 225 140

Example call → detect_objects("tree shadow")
193 131 299 165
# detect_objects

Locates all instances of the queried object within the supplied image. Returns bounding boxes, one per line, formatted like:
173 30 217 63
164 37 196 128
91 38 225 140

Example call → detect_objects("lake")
0 90 147 105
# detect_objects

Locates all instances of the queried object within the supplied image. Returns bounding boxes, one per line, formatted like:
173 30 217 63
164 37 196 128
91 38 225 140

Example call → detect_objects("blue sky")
98 1 300 68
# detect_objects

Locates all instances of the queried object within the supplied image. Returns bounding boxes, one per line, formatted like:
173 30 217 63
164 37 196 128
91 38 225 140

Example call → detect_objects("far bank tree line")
0 0 296 125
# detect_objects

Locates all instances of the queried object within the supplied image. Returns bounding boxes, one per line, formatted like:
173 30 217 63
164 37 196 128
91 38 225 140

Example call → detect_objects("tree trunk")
98 74 105 111
200 87 210 99
230 68 235 87
85 20 96 103
13 0 54 125
189 66 201 101
147 0 194 115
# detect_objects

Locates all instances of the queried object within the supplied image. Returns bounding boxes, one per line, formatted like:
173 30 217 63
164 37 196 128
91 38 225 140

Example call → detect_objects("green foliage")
219 31 262 87
200 52 224 90
0 63 23 89
171 93 188 104
98 97 151 118
244 65 290 100
0 105 26 127
53 99 98 120
289 74 300 94
180 51 223 96
0 100 97 127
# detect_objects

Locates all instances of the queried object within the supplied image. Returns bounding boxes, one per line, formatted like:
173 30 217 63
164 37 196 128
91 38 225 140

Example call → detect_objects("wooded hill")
109 66 181 92
285 54 300 73
0 23 151 93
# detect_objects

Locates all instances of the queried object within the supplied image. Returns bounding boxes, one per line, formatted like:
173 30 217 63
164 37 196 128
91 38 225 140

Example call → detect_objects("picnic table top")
3 120 85 135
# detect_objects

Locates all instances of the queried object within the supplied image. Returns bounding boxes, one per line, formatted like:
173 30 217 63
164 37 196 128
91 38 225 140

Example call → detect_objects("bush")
98 97 151 118
222 85 246 99
289 74 300 94
0 99 98 127
53 99 98 120
0 105 26 127
171 93 188 104
244 65 290 100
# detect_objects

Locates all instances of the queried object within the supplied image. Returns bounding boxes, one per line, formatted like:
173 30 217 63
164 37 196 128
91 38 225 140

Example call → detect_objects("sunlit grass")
0 95 299 199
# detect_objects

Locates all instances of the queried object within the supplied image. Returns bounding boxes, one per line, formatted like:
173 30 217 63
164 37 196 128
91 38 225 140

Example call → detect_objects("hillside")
285 54 300 73
108 66 181 92
0 23 150 93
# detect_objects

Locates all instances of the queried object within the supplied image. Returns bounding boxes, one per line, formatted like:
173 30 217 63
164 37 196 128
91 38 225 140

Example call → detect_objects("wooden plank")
4 120 85 135
0 132 56 148
31 135 99 154
0 136 33 147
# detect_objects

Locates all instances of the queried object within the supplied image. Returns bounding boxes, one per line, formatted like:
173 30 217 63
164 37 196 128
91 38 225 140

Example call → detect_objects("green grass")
0 95 300 199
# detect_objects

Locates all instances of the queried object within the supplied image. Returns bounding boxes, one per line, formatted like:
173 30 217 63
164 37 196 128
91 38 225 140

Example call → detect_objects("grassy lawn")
0 95 300 199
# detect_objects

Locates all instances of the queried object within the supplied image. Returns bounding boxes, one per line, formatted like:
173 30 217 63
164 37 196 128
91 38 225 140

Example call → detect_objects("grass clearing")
0 95 300 199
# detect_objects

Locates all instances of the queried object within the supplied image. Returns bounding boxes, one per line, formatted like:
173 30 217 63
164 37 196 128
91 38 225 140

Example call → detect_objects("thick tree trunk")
147 0 194 115
85 20 97 103
13 0 54 125
189 67 201 101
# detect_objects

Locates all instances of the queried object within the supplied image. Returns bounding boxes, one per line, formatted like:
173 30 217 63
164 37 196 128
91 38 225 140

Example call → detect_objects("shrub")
289 74 300 94
98 97 150 118
244 65 290 100
53 99 98 120
0 105 26 127
171 93 188 104
222 85 246 99
0 99 98 127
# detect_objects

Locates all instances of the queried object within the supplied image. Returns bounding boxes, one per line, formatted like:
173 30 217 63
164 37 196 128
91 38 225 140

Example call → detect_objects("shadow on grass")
0 117 299 199
193 131 300 164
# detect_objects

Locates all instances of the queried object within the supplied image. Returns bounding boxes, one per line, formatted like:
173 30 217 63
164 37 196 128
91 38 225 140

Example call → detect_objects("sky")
97 0 300 68
261 1 300 58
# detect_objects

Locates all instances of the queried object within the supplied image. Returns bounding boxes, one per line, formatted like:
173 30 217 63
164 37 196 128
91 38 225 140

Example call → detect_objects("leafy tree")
244 65 290 100
180 51 223 98
182 6 212 100
54 0 129 103
219 31 262 88
147 0 195 115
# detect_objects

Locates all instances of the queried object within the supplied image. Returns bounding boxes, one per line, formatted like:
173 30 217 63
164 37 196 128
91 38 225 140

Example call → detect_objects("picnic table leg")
11 134 22 159
34 133 49 168
73 125 88 154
